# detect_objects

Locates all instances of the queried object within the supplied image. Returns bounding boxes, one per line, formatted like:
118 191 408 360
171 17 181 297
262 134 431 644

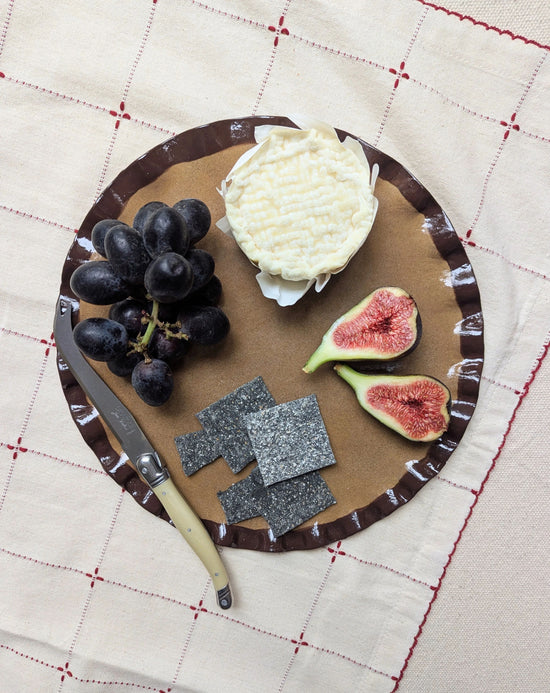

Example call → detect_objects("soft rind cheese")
219 118 378 305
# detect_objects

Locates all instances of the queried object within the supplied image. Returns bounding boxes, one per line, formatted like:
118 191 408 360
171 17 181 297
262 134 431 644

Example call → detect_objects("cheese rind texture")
223 126 376 283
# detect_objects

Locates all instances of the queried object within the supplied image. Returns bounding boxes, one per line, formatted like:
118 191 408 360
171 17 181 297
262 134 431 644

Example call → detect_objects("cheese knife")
53 297 232 609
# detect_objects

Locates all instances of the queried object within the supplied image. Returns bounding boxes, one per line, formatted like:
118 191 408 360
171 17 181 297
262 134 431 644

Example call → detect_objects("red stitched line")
0 345 50 514
466 52 546 240
277 543 337 689
415 0 550 52
59 491 124 691
0 644 162 691
93 1 158 199
0 203 77 233
405 74 550 145
435 475 477 494
392 330 550 690
0 0 15 59
461 235 550 282
170 582 211 685
252 1 293 115
1 73 113 114
329 545 437 589
0 325 56 345
481 374 521 395
6 442 107 476
188 0 271 32
374 7 429 146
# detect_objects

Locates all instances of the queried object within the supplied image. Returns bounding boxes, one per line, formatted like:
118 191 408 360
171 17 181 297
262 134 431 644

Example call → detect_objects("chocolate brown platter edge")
56 116 484 552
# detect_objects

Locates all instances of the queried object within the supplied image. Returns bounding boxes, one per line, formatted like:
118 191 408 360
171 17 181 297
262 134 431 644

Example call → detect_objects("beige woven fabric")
428 0 550 46
0 1 548 691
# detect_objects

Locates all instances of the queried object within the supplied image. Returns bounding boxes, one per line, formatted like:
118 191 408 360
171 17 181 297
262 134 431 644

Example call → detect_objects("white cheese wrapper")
217 115 378 306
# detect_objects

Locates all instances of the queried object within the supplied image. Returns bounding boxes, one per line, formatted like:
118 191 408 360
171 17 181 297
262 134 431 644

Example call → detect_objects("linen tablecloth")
1 1 548 691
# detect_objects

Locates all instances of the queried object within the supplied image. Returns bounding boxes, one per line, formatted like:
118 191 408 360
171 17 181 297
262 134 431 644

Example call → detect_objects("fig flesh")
335 365 451 442
303 287 421 373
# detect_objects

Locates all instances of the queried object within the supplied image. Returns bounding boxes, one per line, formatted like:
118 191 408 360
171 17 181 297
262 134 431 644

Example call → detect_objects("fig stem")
333 363 355 386
302 345 326 373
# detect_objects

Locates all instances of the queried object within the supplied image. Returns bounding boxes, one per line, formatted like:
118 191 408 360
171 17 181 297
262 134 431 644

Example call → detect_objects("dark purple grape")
132 359 174 406
109 299 148 338
73 318 128 361
144 252 194 303
107 350 144 376
148 328 189 363
186 275 223 306
104 225 151 285
143 207 190 258
70 261 130 305
91 219 125 257
186 248 215 290
172 198 211 245
178 305 230 345
132 201 168 234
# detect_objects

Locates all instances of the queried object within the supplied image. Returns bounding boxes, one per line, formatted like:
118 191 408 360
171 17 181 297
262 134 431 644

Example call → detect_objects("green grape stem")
127 300 188 363
140 299 159 347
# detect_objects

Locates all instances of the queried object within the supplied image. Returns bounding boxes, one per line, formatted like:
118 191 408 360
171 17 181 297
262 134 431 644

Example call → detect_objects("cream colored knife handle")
151 477 232 609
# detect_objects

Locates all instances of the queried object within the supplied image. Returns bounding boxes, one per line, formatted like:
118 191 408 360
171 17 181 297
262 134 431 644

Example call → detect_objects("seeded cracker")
216 467 264 524
195 376 276 473
244 394 336 486
251 471 336 537
174 430 222 476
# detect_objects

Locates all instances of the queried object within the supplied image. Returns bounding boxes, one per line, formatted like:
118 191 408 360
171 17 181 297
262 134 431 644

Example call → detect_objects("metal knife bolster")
136 452 170 488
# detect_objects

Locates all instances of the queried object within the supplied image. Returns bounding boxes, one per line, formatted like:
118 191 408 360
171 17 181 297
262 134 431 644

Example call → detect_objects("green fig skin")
303 286 421 373
334 364 451 442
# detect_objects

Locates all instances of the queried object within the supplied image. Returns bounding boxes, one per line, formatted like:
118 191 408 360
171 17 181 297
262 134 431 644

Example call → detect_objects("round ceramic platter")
57 116 484 551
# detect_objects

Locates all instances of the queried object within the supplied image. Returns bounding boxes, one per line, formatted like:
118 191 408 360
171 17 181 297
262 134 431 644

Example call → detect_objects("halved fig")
334 365 451 442
303 287 421 373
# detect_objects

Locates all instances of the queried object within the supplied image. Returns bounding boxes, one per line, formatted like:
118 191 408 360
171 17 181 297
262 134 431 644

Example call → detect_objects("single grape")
178 305 230 345
132 359 174 406
148 328 189 363
186 275 223 306
104 225 151 285
133 201 168 234
70 261 130 305
186 248 215 290
91 219 125 257
172 198 211 245
144 252 194 303
73 318 128 361
142 207 190 258
107 350 144 377
109 298 148 338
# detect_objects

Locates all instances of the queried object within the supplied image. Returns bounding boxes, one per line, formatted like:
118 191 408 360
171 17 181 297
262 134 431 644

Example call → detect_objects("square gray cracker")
174 429 222 476
196 376 276 473
216 467 264 524
244 394 336 486
251 470 336 537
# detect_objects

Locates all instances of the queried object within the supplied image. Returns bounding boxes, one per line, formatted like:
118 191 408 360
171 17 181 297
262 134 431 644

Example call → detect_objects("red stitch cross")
268 15 289 46
500 112 520 140
290 632 309 655
85 566 104 588
327 540 345 563
189 598 207 620
57 661 73 682
388 61 410 89
6 436 28 461
109 101 131 130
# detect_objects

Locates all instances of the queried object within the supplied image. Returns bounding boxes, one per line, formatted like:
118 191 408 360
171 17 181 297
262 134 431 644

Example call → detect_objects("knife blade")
53 296 232 609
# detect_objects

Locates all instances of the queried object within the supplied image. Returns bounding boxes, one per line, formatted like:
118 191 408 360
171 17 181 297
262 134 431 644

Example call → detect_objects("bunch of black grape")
70 198 230 406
